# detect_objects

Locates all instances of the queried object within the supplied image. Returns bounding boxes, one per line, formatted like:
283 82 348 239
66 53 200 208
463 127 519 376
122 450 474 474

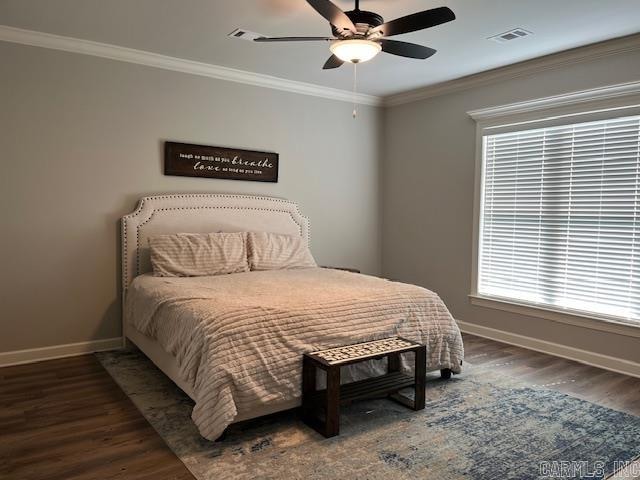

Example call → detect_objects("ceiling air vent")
488 28 533 44
228 28 264 42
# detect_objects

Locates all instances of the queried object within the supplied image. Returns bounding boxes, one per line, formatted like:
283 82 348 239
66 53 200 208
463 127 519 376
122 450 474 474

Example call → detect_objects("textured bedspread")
125 268 464 440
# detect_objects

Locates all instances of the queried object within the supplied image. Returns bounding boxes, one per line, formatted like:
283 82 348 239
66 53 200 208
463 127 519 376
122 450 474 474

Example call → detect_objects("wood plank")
462 333 640 416
0 355 194 480
306 372 415 405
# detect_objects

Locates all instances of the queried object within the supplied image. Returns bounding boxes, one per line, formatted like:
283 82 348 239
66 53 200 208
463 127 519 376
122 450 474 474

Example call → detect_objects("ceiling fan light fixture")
330 39 381 63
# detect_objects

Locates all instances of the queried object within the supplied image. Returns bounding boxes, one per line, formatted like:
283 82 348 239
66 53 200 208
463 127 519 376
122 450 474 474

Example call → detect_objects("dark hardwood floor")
0 355 195 480
1 333 639 479
463 333 640 416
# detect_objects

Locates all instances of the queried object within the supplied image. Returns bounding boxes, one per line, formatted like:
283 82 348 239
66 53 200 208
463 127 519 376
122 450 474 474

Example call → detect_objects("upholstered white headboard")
121 194 310 293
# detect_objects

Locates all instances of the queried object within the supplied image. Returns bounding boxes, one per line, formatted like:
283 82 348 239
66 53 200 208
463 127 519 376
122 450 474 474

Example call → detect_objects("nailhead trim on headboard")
121 194 311 295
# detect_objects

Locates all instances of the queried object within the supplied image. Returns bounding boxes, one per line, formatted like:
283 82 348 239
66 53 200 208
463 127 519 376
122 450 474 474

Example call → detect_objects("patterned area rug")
96 349 640 480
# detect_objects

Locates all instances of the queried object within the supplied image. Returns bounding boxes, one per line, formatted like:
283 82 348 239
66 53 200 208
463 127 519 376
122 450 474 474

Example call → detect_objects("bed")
122 194 464 441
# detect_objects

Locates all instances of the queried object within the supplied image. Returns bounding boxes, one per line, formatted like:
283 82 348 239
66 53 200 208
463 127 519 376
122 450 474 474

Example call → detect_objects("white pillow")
149 232 249 277
247 232 316 271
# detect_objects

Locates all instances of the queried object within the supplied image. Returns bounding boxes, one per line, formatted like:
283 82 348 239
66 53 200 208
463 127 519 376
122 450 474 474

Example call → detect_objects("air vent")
488 28 532 43
228 28 264 42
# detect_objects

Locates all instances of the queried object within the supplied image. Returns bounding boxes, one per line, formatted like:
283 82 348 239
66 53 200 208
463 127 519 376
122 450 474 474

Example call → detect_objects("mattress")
125 267 464 440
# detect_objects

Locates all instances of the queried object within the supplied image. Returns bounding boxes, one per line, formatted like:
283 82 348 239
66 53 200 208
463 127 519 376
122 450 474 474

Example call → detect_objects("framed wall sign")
164 141 279 183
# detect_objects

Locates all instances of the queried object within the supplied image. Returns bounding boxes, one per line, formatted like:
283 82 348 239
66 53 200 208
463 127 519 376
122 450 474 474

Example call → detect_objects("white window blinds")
479 114 640 324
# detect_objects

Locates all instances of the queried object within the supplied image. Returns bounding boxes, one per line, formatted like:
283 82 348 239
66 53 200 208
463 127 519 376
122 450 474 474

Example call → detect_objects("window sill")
468 294 640 339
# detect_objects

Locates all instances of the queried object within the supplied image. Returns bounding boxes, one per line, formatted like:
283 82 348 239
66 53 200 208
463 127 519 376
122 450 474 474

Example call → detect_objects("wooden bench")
301 337 426 438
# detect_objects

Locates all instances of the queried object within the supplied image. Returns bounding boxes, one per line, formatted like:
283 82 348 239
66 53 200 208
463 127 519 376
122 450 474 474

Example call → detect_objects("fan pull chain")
352 62 358 119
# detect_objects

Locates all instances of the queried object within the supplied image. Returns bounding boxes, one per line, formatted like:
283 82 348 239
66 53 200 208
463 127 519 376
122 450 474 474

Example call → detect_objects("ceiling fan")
254 0 456 69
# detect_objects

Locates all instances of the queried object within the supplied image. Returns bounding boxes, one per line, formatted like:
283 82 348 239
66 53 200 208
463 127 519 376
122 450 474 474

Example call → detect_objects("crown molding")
467 80 640 121
384 33 640 107
0 25 383 107
3 24 639 110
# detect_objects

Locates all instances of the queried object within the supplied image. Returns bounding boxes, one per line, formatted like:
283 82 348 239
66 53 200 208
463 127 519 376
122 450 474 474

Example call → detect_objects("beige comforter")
126 268 464 440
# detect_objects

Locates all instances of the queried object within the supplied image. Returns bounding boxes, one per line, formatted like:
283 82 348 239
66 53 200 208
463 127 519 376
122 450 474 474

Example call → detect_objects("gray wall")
0 42 382 352
3 37 640 363
382 47 640 363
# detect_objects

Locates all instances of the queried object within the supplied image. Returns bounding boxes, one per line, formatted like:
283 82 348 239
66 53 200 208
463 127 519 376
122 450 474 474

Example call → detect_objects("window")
478 114 640 325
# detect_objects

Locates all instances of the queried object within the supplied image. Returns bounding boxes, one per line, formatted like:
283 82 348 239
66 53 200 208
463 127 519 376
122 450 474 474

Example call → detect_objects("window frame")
469 81 640 337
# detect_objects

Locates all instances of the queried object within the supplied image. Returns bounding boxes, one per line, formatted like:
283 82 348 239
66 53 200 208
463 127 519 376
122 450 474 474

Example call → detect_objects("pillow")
149 232 249 277
247 232 317 271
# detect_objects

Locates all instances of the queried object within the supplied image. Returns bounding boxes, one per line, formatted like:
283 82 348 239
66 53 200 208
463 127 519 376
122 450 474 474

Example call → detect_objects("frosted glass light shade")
329 39 381 63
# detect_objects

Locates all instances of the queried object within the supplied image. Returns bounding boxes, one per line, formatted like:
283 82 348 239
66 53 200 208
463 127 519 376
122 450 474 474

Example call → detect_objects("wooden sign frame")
164 141 279 183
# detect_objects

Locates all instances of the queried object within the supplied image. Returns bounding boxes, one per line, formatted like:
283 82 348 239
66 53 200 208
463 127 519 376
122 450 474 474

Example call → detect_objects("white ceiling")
1 0 639 96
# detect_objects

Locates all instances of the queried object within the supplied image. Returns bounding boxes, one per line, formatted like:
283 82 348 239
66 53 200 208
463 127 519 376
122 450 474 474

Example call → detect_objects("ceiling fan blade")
380 39 436 59
306 0 356 34
255 36 333 42
322 54 344 69
371 6 455 37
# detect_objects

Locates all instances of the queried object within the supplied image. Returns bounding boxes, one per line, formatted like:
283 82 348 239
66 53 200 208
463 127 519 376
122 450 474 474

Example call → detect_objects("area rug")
96 349 640 480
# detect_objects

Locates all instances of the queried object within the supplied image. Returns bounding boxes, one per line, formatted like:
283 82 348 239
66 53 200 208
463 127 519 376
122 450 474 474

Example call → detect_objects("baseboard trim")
0 337 123 367
458 320 640 379
4 325 639 378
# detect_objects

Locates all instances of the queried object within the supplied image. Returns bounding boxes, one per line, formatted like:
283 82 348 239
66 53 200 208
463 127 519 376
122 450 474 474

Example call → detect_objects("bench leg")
413 346 426 410
324 366 341 437
302 360 341 438
387 352 401 373
301 356 316 424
